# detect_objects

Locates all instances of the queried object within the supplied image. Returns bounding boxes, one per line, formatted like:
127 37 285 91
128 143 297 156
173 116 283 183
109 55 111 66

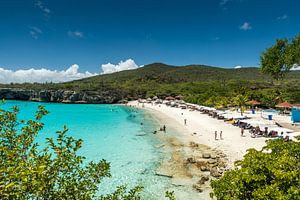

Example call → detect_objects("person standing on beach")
215 131 218 140
184 119 187 125
163 125 166 133
220 131 223 140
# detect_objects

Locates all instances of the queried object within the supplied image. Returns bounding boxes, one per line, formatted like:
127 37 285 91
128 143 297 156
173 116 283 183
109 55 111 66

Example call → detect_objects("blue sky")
0 0 299 74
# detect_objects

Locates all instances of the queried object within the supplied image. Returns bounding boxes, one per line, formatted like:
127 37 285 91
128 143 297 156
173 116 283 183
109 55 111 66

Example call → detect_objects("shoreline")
138 105 228 199
129 99 300 199
127 101 269 199
126 100 287 198
129 101 269 166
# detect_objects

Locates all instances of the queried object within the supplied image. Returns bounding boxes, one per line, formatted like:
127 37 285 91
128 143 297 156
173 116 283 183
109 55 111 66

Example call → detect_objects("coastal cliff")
0 88 124 104
1 63 300 105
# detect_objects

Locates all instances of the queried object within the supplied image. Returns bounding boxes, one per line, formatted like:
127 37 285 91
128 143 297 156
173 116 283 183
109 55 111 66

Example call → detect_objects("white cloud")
234 65 242 69
68 31 84 38
29 26 43 39
0 59 143 83
0 64 97 84
101 59 143 74
240 22 252 31
35 0 51 17
277 14 288 20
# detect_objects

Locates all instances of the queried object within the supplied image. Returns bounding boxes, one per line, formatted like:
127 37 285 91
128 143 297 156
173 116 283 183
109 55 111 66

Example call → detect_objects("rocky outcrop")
0 88 32 100
0 88 124 104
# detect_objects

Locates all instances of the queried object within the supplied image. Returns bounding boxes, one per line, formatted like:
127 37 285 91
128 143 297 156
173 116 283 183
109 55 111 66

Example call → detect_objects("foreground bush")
210 136 300 199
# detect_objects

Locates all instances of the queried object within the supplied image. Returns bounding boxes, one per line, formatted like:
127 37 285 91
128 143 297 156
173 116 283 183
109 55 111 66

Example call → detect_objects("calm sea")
2 100 204 199
2 100 174 198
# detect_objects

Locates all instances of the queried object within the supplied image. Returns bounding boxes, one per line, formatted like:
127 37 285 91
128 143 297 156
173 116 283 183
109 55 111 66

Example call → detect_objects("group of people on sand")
240 126 291 142
214 131 223 140
249 126 281 138
153 125 166 134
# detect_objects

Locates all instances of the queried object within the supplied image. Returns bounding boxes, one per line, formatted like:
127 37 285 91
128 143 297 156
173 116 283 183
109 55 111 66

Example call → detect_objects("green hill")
1 63 300 106
74 63 271 84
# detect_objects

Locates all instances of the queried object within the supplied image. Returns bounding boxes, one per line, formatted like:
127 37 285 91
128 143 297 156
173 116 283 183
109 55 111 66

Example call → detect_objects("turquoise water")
1 101 173 199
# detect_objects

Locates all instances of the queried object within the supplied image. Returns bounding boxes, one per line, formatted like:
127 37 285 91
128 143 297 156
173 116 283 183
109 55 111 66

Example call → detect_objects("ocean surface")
1 100 173 199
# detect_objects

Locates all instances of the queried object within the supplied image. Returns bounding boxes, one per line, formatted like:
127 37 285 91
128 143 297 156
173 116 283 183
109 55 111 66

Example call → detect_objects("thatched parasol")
165 96 175 101
246 100 261 106
175 95 184 100
276 101 293 108
293 104 300 108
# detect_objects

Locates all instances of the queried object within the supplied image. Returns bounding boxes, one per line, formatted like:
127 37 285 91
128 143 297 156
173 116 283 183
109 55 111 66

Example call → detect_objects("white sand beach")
129 101 279 166
128 100 300 199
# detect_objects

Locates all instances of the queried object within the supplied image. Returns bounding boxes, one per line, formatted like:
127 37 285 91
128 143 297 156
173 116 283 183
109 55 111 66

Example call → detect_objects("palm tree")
215 96 231 109
234 95 248 116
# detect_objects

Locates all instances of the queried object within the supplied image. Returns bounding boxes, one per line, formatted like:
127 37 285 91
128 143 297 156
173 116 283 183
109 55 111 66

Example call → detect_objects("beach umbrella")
293 104 300 108
246 100 261 106
276 101 293 108
175 95 184 100
165 96 175 101
246 100 261 112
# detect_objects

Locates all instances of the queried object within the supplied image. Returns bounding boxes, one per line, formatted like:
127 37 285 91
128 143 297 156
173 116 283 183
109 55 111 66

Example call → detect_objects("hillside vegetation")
1 63 300 107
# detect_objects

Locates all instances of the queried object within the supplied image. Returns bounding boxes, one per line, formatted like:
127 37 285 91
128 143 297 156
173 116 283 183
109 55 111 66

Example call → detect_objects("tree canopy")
261 34 300 80
210 137 300 199
286 34 300 67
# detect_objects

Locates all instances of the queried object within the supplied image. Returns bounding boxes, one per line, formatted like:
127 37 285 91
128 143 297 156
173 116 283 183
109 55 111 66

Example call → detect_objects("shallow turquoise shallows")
1 100 174 199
